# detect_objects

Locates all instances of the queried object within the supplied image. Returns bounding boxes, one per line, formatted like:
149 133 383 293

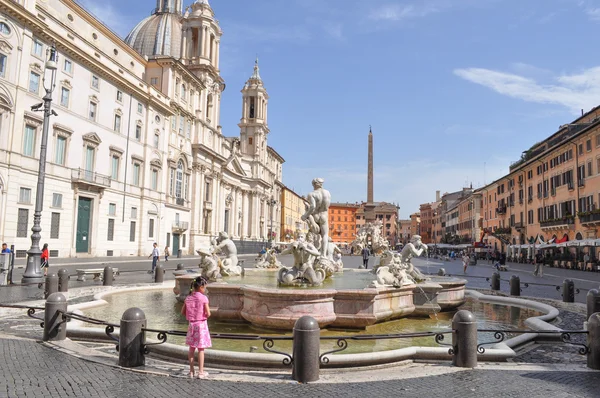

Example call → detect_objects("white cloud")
78 0 131 38
368 4 440 21
454 66 600 114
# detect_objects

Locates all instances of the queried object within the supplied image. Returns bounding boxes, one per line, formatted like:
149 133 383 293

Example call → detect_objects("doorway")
173 233 180 256
76 197 92 253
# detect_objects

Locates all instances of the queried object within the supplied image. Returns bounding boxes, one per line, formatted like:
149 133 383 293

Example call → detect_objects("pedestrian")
533 253 543 277
181 276 211 379
361 246 371 269
41 243 49 276
462 252 469 274
148 242 160 273
2 243 13 284
164 246 170 262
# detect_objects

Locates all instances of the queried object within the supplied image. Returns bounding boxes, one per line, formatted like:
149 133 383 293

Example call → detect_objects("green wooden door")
172 234 180 256
76 197 92 253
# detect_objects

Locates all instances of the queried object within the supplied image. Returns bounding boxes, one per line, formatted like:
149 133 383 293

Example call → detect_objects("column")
189 164 199 252
203 27 209 58
215 40 220 69
242 97 247 121
242 191 249 238
186 28 193 59
198 168 205 233
197 27 203 58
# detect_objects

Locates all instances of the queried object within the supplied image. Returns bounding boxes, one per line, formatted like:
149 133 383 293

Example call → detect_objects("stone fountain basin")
173 271 466 330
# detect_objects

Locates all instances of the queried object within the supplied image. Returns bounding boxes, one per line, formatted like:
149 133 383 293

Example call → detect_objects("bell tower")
239 58 269 165
156 0 182 13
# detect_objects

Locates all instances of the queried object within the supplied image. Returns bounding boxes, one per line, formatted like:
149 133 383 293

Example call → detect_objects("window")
181 84 186 99
187 120 191 138
111 155 119 180
149 219 154 238
171 115 176 130
116 90 123 102
52 193 62 208
597 157 600 175
107 219 115 241
55 136 66 165
84 146 95 173
175 160 184 198
0 22 10 35
63 59 72 74
91 75 99 89
129 221 136 242
151 169 158 190
135 125 141 140
108 203 116 216
50 212 60 239
137 102 143 114
153 133 159 148
183 234 186 248
19 188 31 204
17 209 29 237
132 163 140 186
587 139 592 152
23 125 36 157
114 114 121 132
588 161 593 178
131 207 137 219
89 102 97 121
0 54 6 77
579 143 583 155
150 77 158 86
179 115 184 135
59 87 70 107
29 71 40 93
32 39 43 58
205 181 211 201
249 137 253 145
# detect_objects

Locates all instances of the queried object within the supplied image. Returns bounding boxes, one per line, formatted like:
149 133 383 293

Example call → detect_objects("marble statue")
370 235 428 288
211 231 243 276
301 178 331 256
255 248 282 269
277 232 326 286
351 221 389 256
325 237 344 273
196 248 222 281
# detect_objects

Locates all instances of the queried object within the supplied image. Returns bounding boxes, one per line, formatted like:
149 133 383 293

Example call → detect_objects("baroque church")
0 0 283 257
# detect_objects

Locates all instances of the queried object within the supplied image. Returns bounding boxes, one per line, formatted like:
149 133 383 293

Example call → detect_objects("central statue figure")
301 178 331 256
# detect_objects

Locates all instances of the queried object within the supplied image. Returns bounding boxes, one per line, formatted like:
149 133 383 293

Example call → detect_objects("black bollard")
437 268 446 276
176 263 184 271
588 312 600 370
57 269 69 293
43 293 67 341
177 249 182 258
154 264 164 283
491 272 501 291
452 310 478 368
44 273 59 299
587 289 600 320
562 279 575 303
509 275 520 296
103 266 113 286
118 307 146 367
292 316 320 383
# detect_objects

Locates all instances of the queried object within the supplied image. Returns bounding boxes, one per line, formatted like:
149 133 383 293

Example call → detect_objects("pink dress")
184 292 212 349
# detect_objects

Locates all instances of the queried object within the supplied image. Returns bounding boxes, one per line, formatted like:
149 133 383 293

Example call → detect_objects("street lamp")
22 43 59 284
267 197 277 248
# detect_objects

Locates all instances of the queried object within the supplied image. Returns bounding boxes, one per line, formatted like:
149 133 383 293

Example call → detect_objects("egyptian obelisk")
364 126 376 222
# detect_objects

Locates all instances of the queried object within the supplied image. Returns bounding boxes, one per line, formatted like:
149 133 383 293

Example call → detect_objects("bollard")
292 316 320 383
588 312 600 370
491 272 500 291
43 292 67 341
509 275 520 296
154 264 164 283
119 307 146 367
562 279 575 303
587 289 600 320
103 266 113 286
176 263 184 271
437 268 446 276
44 273 59 299
452 310 478 368
177 249 182 258
57 269 69 293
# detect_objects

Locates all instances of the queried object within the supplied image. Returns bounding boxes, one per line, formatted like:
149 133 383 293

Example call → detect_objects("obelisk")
364 126 376 222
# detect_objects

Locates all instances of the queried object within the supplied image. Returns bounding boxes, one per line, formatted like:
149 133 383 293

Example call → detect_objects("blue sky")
79 0 600 218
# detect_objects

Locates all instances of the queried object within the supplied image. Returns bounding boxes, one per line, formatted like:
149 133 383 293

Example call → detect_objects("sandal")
188 372 195 378
198 372 209 379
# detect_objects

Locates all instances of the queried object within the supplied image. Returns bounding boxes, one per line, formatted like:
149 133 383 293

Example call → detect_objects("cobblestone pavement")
0 338 598 398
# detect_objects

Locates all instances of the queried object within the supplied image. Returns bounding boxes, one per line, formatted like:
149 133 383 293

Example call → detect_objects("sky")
78 0 600 218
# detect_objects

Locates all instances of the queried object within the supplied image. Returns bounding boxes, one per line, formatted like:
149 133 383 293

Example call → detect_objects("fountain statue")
196 248 222 281
278 232 327 285
211 231 243 276
301 177 331 256
325 237 344 273
254 248 282 269
351 220 389 256
371 235 428 287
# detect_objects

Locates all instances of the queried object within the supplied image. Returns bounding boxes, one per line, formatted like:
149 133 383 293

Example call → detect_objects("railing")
71 168 111 187
172 221 189 231
580 212 600 224
175 198 185 206
496 206 507 215
514 222 524 229
540 217 575 228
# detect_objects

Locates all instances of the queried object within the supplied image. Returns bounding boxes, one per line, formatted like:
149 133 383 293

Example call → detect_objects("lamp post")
267 197 277 248
23 43 58 284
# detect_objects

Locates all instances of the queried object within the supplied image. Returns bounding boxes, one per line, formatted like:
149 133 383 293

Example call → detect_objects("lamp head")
45 44 58 71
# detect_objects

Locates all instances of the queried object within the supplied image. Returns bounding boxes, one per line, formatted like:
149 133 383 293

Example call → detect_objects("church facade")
0 0 283 258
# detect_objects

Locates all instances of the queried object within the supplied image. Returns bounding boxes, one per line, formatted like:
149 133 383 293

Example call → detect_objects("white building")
0 0 284 258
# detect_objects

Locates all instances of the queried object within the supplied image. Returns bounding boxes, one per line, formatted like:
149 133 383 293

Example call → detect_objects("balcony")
203 201 212 210
71 168 111 188
579 212 600 225
176 198 185 206
540 216 575 230
514 222 525 230
496 206 507 215
493 227 511 235
172 221 189 232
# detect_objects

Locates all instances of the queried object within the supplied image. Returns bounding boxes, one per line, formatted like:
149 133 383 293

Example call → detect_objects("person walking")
533 253 543 277
181 276 212 378
361 246 371 269
2 243 13 284
41 243 49 277
148 242 160 273
462 252 469 274
164 246 170 262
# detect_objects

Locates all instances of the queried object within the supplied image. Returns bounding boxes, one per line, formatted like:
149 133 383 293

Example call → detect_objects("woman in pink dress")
181 276 212 378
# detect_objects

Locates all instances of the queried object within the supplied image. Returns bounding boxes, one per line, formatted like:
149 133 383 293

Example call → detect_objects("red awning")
556 234 569 244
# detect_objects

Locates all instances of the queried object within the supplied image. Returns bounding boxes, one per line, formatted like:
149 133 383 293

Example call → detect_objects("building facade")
355 201 400 246
0 0 283 257
280 186 308 242
328 202 359 245
397 219 412 245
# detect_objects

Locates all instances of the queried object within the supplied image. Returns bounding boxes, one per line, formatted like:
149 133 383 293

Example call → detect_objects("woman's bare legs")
188 347 196 377
198 348 207 377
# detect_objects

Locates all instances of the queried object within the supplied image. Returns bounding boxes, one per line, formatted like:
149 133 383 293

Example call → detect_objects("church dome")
125 1 183 59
